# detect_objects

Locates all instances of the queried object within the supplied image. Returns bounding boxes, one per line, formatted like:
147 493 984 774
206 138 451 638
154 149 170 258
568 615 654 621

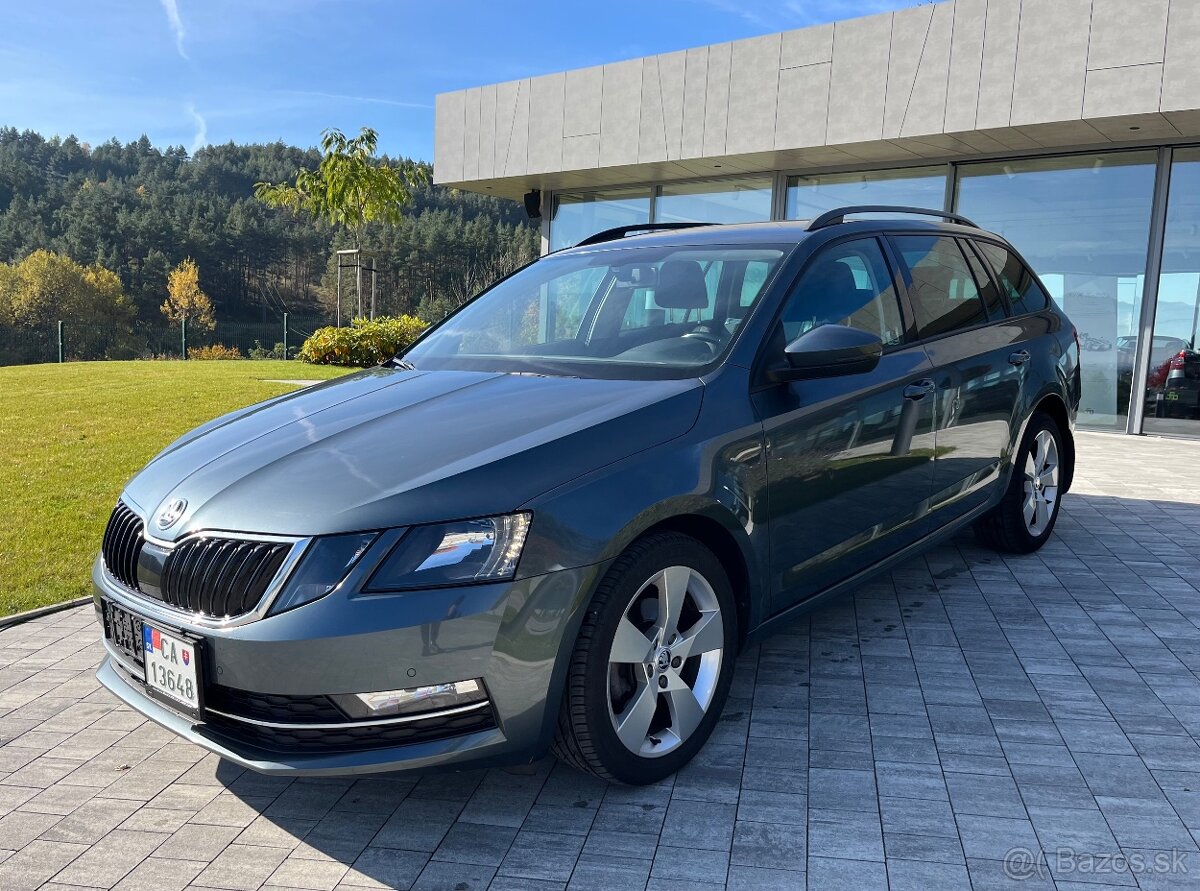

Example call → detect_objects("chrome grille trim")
99 498 310 629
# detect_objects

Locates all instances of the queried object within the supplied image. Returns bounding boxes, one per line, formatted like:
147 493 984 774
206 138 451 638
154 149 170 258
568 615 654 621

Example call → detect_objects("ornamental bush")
187 343 242 360
297 315 427 367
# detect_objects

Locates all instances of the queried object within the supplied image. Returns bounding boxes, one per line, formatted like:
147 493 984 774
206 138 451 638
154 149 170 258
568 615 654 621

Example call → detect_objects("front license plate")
102 599 203 719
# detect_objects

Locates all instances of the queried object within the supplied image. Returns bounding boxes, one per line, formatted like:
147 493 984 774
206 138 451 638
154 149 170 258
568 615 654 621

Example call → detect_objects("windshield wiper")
388 358 417 371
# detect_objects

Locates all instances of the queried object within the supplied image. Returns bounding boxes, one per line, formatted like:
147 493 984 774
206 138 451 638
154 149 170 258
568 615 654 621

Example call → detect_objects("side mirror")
769 324 883 382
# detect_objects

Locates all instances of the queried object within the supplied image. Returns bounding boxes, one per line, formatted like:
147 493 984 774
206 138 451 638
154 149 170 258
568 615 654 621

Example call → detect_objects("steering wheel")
681 326 723 346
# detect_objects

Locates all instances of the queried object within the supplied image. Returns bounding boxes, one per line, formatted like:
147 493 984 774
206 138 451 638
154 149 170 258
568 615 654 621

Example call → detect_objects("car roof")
558 217 1001 255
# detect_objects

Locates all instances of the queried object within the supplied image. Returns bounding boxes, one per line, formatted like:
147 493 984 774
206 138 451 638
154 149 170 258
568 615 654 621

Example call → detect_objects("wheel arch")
632 513 755 650
1030 392 1075 494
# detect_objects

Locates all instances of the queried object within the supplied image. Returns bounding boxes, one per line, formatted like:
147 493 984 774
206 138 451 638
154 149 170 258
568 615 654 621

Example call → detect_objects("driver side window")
779 239 905 347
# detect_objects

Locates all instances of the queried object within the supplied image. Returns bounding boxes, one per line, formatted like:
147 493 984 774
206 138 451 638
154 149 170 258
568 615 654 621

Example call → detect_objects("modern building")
434 0 1200 437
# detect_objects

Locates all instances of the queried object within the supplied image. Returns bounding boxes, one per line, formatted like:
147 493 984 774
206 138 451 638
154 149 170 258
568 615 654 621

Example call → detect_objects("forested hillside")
0 127 538 326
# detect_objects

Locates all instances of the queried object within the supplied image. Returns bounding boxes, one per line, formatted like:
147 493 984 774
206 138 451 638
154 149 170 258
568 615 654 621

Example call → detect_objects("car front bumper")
92 556 606 775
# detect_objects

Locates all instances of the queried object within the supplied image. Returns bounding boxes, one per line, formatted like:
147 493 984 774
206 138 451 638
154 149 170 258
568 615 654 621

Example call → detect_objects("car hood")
124 367 703 539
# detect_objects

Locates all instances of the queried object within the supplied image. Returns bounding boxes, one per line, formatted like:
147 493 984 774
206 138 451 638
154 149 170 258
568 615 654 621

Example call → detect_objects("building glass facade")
545 145 1200 437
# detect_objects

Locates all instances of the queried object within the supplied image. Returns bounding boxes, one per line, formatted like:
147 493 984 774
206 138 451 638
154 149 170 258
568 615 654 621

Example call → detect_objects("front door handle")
903 379 936 400
1008 349 1032 367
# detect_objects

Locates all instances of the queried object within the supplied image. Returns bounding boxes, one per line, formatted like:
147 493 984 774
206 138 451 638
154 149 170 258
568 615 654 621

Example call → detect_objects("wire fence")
0 315 333 367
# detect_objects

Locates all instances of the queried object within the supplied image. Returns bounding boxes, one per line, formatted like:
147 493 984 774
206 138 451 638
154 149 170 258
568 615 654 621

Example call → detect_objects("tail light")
1170 350 1187 369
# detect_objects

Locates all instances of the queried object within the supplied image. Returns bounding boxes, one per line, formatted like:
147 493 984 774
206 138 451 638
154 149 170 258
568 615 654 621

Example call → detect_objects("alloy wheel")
1023 429 1060 536
606 565 724 757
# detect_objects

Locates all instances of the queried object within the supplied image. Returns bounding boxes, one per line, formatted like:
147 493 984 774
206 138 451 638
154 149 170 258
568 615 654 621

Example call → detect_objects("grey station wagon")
94 206 1081 783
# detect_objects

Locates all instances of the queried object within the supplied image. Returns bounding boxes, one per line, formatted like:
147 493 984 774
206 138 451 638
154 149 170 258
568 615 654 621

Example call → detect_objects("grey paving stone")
112 856 207 891
409 858 494 891
51 829 168 889
659 798 736 851
193 843 289 891
731 820 805 870
806 856 887 891
430 821 516 866
565 854 651 891
265 857 348 891
339 847 428 890
725 864 805 890
807 808 884 861
0 839 87 891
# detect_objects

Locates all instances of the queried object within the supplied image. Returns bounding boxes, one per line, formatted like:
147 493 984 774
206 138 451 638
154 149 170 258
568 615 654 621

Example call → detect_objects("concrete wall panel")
658 50 687 160
975 0 1020 130
527 74 564 174
944 0 986 132
776 62 830 150
1162 0 1200 112
1085 64 1164 119
780 22 833 68
599 59 643 167
903 2 954 136
827 12 892 145
1088 0 1169 69
478 84 496 179
433 90 464 183
501 79 530 177
726 33 781 154
702 42 733 156
564 66 602 138
639 56 668 163
462 87 481 181
883 7 931 139
562 133 600 170
1010 0 1091 126
681 47 709 158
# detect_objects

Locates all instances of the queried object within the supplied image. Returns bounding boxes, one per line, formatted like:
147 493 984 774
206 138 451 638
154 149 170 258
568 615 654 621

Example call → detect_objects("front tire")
974 412 1066 554
552 532 737 784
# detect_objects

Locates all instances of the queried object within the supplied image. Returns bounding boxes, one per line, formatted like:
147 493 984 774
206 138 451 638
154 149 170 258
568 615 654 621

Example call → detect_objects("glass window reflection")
955 152 1157 430
786 166 947 220
1144 148 1200 435
655 176 774 224
550 188 651 251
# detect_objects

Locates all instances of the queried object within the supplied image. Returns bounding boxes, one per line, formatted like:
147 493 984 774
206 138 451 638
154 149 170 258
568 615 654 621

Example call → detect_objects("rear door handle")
903 379 936 400
1009 349 1032 367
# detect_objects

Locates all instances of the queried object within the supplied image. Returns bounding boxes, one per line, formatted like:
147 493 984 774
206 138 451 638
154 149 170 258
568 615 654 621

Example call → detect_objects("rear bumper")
93 556 606 775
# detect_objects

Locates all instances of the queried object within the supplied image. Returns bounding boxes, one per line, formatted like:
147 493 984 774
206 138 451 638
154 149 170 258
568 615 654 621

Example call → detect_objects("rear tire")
551 532 737 784
974 412 1066 554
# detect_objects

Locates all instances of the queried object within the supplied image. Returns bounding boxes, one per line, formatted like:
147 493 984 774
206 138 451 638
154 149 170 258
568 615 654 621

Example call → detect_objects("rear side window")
891 235 988 339
976 241 1050 315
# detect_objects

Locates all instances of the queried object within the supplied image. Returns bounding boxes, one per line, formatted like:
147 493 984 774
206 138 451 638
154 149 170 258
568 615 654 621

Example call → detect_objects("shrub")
187 343 242 360
298 315 426 367
249 340 290 360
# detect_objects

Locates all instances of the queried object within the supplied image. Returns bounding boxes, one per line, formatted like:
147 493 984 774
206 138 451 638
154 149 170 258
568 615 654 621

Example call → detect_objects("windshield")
404 244 787 379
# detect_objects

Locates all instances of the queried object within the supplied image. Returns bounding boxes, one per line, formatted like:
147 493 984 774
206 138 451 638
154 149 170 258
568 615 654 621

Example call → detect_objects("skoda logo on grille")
156 498 187 530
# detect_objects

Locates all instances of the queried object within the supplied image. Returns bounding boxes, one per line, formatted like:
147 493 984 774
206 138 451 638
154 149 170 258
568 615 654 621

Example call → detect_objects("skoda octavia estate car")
94 206 1080 783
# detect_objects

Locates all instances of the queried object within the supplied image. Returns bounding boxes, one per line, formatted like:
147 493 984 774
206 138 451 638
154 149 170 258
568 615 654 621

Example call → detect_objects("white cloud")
281 89 432 110
159 0 188 60
186 103 206 154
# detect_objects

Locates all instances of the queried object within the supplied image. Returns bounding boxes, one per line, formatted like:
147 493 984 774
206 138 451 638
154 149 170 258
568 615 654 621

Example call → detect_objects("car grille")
160 537 291 618
205 684 347 723
101 501 145 591
203 703 497 753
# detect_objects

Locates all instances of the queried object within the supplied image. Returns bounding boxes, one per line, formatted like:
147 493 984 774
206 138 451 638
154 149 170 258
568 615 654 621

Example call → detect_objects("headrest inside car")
653 260 709 310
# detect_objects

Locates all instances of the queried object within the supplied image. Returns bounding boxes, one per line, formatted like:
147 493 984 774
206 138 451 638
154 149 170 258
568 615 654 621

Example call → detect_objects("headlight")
269 532 377 614
365 512 531 592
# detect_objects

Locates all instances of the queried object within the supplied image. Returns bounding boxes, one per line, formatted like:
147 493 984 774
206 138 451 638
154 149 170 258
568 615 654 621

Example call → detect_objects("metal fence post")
283 312 289 359
181 317 188 360
57 320 64 363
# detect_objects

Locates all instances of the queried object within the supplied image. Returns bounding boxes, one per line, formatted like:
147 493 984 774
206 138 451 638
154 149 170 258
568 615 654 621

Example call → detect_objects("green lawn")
0 360 352 616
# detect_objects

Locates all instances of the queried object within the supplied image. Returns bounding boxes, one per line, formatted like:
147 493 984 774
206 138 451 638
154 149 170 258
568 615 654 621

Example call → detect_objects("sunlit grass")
0 360 352 615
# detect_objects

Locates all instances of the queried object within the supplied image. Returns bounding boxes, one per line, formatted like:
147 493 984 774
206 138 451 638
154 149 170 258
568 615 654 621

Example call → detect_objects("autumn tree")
160 257 215 330
0 249 133 327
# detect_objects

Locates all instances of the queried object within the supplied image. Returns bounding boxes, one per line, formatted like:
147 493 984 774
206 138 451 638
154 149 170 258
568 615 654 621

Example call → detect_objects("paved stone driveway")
3 432 1200 891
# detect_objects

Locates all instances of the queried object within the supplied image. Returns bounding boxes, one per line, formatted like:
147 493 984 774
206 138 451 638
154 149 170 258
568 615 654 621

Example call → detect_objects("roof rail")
806 205 980 231
575 222 712 247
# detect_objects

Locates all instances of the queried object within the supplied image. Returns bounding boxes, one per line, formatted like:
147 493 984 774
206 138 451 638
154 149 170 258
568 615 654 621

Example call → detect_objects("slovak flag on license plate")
142 626 160 654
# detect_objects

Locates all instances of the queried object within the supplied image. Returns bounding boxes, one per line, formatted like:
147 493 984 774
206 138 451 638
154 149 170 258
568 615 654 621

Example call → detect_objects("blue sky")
1 0 925 161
